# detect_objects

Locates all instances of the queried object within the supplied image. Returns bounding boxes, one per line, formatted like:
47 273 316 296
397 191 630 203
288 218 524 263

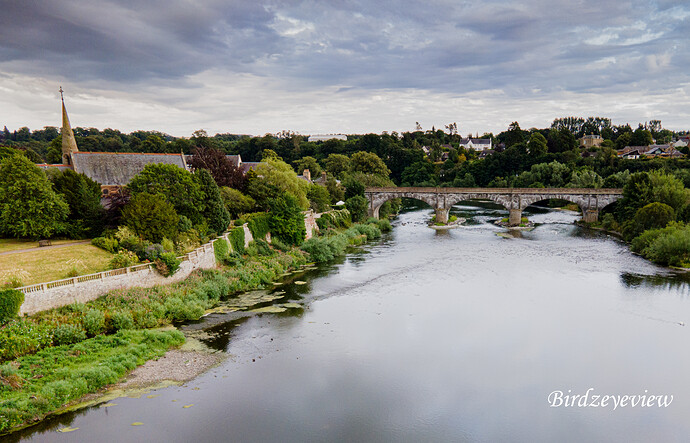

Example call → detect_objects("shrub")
247 212 271 240
0 320 53 360
161 238 175 253
91 236 119 253
301 237 335 262
270 237 290 252
111 310 135 331
82 309 105 336
109 250 139 269
246 239 275 257
52 324 87 346
623 202 675 241
352 223 381 240
155 252 181 277
214 237 230 263
230 227 245 254
178 215 193 233
0 289 24 323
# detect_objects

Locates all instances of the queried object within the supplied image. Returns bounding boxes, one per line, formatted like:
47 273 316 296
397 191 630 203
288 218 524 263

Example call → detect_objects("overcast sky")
1 0 688 137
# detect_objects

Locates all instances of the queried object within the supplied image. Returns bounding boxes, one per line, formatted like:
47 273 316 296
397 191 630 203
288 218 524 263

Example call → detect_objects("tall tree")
0 154 68 239
189 146 246 190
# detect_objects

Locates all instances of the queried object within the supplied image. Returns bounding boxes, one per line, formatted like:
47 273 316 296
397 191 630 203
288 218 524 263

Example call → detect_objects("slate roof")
72 152 187 186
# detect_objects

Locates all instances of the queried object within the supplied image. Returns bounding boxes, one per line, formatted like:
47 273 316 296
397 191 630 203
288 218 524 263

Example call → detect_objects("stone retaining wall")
18 237 223 316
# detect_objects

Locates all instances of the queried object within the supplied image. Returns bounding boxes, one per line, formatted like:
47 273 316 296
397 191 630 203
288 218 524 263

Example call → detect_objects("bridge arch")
364 187 623 226
367 191 442 220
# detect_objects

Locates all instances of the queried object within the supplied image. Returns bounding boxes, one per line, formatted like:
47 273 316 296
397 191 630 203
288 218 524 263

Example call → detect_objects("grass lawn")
0 243 113 287
0 239 88 254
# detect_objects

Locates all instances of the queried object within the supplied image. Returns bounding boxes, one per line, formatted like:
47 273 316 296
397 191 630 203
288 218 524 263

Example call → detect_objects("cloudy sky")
1 0 689 137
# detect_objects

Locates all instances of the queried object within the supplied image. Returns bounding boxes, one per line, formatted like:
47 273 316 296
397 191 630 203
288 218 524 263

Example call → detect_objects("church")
38 89 260 196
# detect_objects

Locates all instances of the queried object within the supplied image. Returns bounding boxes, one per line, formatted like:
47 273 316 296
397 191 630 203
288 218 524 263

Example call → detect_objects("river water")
12 202 690 442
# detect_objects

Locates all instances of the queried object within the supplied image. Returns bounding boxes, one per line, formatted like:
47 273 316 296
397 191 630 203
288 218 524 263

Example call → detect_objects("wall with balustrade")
18 236 223 316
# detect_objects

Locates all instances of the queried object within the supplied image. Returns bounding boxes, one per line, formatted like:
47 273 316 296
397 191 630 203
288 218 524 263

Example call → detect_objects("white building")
307 134 348 142
458 138 492 151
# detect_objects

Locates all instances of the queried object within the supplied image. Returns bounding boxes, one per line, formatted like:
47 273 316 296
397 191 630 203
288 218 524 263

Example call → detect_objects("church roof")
72 152 187 186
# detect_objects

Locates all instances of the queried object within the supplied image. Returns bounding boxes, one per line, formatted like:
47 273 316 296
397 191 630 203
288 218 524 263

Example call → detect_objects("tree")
527 132 548 156
323 153 351 178
346 195 368 222
0 154 69 239
307 185 331 212
547 128 577 153
268 192 306 245
127 163 205 224
194 168 231 234
342 176 365 199
568 170 603 188
140 135 167 153
50 169 104 237
630 128 653 146
350 151 390 177
220 187 256 218
326 176 344 203
401 161 436 186
253 158 309 209
293 156 321 177
122 192 179 243
189 146 246 190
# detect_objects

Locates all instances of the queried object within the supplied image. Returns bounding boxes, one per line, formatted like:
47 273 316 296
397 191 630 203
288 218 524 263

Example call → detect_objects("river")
11 201 690 442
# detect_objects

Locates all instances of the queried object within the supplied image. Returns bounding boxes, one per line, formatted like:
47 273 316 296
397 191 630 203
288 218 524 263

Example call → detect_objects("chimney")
321 172 326 181
303 169 311 182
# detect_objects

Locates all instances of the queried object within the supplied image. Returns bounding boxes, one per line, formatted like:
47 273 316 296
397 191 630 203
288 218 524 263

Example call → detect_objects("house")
616 145 684 159
579 134 603 148
458 138 492 151
671 139 688 149
616 146 650 159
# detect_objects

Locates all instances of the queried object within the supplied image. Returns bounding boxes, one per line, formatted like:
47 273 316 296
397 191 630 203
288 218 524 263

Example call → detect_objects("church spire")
60 86 78 165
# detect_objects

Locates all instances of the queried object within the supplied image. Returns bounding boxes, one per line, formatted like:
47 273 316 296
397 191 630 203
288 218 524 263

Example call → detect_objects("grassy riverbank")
0 329 184 433
0 216 392 435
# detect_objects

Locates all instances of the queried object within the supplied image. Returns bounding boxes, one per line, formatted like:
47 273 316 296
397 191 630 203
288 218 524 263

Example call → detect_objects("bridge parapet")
364 187 623 225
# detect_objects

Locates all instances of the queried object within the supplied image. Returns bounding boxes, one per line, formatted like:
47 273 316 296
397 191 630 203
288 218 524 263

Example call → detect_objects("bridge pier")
435 208 449 224
509 209 522 226
582 209 599 223
368 205 380 219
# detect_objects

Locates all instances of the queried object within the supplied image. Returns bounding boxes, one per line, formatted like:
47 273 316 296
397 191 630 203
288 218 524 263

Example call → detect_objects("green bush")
109 250 139 269
111 310 135 331
346 195 368 222
82 309 105 336
623 202 675 241
352 223 381 240
247 212 271 240
0 289 24 323
246 239 275 257
0 320 53 360
91 236 119 253
52 324 87 346
270 237 290 252
230 226 245 254
301 237 336 262
214 237 230 263
155 252 181 277
178 215 193 233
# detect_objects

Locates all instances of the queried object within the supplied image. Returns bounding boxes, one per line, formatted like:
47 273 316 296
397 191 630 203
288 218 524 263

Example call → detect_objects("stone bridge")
364 187 623 226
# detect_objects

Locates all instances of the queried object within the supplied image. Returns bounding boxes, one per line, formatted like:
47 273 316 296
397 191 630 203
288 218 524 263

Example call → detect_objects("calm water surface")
12 202 690 442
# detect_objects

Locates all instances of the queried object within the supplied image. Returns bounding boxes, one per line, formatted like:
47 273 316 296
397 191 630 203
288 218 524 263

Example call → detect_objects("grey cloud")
0 0 688 99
